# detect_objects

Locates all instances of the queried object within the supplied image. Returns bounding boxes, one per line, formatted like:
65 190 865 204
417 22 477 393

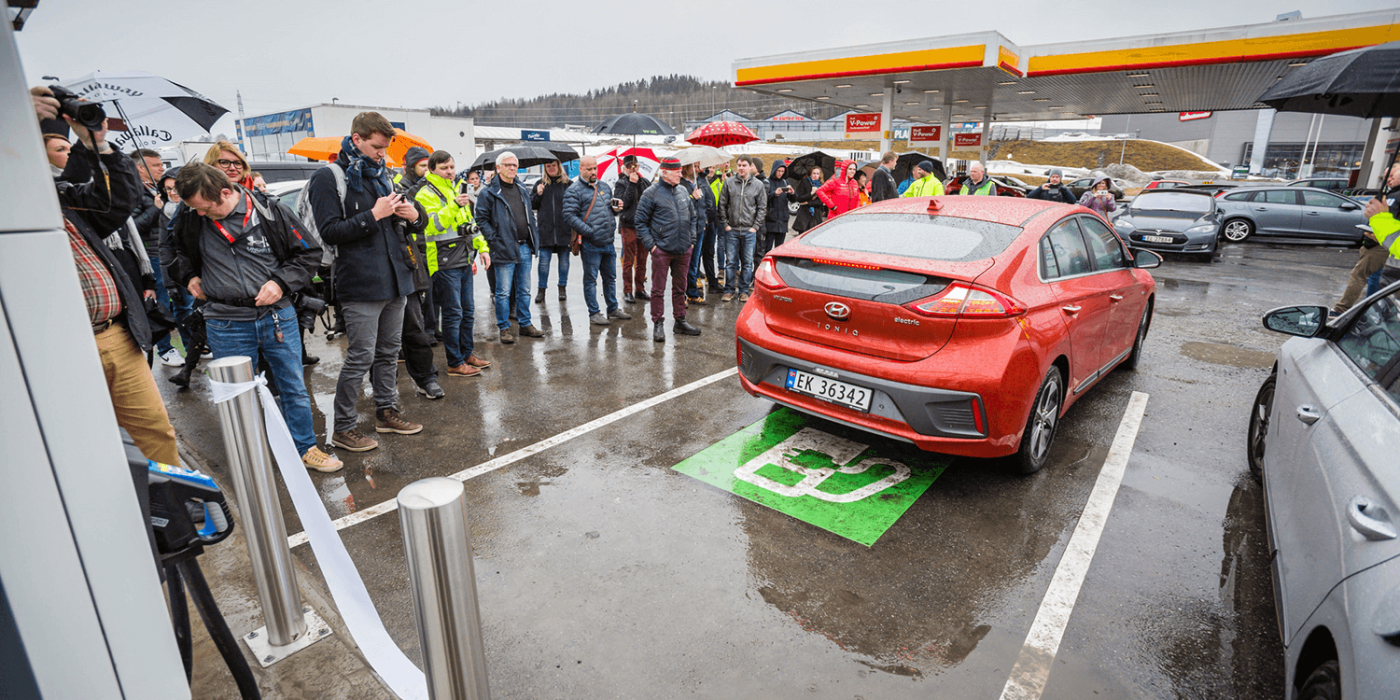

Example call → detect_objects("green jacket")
1371 211 1400 257
414 172 487 275
958 177 997 196
902 175 945 198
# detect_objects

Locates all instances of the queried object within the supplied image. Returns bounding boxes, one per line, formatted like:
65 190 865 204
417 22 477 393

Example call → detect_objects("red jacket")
816 163 862 216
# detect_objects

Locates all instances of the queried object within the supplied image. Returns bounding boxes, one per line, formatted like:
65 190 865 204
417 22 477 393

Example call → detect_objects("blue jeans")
581 241 619 315
149 253 175 354
537 246 571 289
205 305 317 455
724 229 757 295
687 223 712 298
494 243 534 330
433 266 475 367
1367 267 1383 297
715 223 728 275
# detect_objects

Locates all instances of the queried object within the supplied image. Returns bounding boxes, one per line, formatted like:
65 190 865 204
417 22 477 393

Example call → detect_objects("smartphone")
611 198 623 208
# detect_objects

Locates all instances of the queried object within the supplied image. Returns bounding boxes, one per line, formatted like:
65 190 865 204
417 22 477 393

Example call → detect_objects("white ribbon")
211 375 427 700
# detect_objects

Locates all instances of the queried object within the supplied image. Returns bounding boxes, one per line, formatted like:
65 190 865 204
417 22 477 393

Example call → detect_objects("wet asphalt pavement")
160 237 1364 699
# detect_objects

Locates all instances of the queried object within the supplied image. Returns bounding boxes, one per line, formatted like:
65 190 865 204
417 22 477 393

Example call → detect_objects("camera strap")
211 193 254 244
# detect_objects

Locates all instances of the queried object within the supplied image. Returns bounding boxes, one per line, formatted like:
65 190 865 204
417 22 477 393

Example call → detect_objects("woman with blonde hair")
531 159 573 303
203 140 254 189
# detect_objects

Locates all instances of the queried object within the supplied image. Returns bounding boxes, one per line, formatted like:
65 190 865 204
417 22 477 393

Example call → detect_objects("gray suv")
1247 284 1400 698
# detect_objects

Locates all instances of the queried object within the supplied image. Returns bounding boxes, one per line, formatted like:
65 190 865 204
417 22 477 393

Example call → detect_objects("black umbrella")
1257 40 1400 188
784 151 838 186
471 143 579 171
856 153 946 184
1257 40 1400 119
591 113 677 136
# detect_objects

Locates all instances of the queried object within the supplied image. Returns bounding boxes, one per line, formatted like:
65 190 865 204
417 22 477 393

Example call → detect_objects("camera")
48 84 107 131
291 292 327 332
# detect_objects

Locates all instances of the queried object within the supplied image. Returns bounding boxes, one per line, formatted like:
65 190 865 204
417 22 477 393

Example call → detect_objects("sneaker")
466 355 492 369
674 319 702 336
200 350 213 359
376 407 423 435
159 348 185 367
722 293 735 303
687 295 705 305
608 307 632 321
302 446 344 473
558 285 567 301
446 364 482 378
738 293 750 303
518 324 544 338
415 378 446 399
331 429 379 452
535 288 546 304
499 329 516 344
717 275 726 287
590 312 611 326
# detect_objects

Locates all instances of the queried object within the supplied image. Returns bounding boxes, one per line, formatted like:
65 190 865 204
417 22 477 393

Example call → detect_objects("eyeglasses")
499 163 518 169
216 159 243 168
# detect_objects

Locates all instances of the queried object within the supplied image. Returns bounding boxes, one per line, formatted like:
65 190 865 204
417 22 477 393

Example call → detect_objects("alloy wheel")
1223 220 1252 242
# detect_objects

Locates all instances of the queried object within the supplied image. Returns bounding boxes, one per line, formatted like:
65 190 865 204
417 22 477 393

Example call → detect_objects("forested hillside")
431 75 843 130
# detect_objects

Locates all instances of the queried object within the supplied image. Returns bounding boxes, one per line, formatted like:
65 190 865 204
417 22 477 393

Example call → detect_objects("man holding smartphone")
307 112 428 453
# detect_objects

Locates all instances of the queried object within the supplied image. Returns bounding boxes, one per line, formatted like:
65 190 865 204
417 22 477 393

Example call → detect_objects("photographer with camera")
415 150 492 380
170 163 343 473
34 86 180 467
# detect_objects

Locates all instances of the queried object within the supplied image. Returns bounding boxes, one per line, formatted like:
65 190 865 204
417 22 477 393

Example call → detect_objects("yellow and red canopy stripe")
1028 24 1398 76
735 45 985 86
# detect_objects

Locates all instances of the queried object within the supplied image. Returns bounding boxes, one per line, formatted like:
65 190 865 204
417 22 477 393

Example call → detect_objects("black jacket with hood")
531 172 573 249
765 162 792 234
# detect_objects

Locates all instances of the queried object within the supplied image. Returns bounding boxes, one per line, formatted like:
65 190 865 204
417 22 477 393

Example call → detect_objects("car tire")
1246 373 1275 483
1222 218 1253 243
1297 660 1341 700
1012 366 1064 475
1121 304 1151 371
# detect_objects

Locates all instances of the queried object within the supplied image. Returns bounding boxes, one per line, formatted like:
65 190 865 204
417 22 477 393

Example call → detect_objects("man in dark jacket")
636 157 703 343
54 116 180 467
171 163 342 473
393 147 443 400
531 159 572 304
614 155 651 303
1027 169 1077 204
686 165 717 305
475 151 544 343
307 111 427 453
563 155 632 326
717 156 767 303
127 149 187 367
871 151 899 203
758 161 793 268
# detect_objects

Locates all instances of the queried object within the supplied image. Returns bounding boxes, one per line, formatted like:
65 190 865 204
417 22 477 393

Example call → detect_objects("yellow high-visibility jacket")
414 172 487 276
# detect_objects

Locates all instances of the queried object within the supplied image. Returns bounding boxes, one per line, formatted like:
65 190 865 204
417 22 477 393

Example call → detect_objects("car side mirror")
1262 305 1328 337
1133 249 1163 269
1341 202 1360 211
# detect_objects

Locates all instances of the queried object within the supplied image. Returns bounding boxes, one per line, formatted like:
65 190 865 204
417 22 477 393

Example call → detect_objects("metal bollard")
207 356 308 647
398 478 491 700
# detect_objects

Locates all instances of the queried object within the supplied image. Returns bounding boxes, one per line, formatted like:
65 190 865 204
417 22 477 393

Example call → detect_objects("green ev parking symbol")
673 408 950 546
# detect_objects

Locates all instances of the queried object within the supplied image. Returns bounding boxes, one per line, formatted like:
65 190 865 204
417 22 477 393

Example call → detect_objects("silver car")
1247 284 1400 698
1216 186 1366 245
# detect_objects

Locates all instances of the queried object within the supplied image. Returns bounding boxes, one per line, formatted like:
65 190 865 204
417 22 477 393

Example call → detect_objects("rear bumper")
737 338 1015 458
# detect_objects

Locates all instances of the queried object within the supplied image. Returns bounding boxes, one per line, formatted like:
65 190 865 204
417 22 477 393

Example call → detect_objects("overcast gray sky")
16 0 1396 135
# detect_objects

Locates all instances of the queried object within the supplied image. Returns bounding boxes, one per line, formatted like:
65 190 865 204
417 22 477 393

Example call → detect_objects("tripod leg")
165 563 193 682
178 559 262 700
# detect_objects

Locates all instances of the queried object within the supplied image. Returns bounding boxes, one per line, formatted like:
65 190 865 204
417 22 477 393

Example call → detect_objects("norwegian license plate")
1142 235 1175 244
786 369 873 412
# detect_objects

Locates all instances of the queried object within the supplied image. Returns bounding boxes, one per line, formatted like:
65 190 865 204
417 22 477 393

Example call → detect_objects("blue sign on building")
390 121 407 131
521 129 551 142
564 160 579 178
242 108 315 137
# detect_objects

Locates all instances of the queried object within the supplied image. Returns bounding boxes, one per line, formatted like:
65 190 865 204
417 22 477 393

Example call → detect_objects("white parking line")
999 391 1149 700
288 367 740 548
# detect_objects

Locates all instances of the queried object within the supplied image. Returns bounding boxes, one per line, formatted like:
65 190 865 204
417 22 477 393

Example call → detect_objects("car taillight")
754 258 786 290
906 282 1025 319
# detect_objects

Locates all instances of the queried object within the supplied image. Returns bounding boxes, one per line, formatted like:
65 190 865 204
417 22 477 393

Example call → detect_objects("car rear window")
801 213 1023 262
1131 192 1213 212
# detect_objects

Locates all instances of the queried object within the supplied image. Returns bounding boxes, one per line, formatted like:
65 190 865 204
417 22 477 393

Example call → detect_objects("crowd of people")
34 88 1400 480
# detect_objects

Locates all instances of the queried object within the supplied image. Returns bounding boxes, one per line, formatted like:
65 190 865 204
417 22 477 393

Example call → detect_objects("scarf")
339 135 391 198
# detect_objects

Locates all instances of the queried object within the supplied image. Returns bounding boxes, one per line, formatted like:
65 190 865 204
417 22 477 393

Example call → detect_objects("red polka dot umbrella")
685 120 759 147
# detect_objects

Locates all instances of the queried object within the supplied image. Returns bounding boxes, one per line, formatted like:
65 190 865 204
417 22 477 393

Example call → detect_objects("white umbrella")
674 145 733 169
61 70 228 152
596 147 662 187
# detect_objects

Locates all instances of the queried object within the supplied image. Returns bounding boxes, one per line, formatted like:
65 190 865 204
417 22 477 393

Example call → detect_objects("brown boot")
331 428 378 452
375 407 423 435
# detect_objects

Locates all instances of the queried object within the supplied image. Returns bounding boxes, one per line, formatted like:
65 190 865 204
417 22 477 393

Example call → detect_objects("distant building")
236 103 475 164
1099 110 1374 178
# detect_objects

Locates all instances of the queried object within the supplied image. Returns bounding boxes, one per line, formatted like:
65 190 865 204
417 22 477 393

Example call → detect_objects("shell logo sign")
909 125 942 143
1179 111 1213 122
953 133 983 148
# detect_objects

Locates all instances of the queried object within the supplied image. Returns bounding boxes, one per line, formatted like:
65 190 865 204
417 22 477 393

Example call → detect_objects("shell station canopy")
731 10 1400 123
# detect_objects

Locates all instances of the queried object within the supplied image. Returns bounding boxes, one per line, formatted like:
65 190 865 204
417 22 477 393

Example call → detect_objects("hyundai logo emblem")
825 302 851 320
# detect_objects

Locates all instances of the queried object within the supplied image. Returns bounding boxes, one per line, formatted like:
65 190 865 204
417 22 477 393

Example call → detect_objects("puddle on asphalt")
1179 342 1275 369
